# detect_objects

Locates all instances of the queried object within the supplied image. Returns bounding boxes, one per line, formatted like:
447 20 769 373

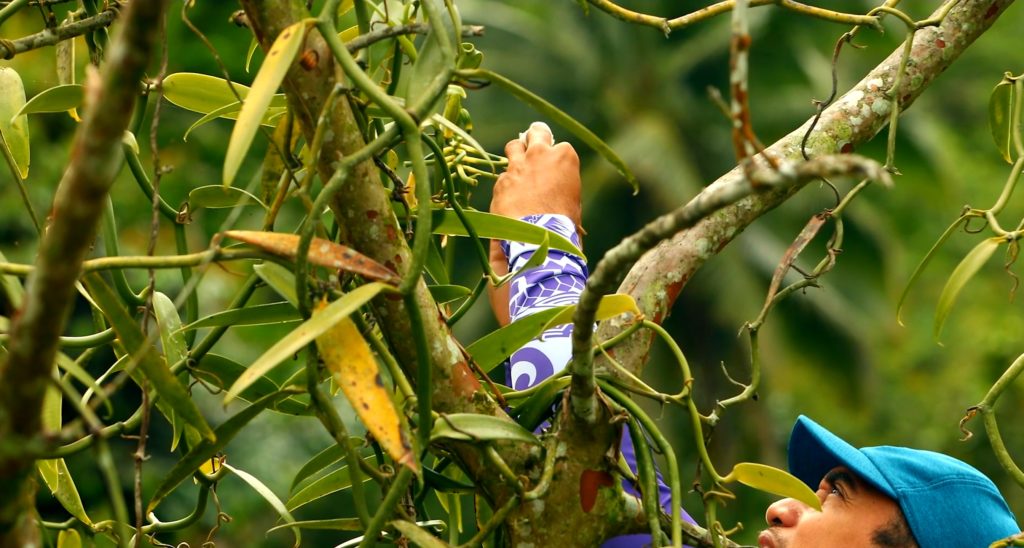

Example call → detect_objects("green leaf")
726 462 822 512
430 413 540 445
427 284 471 304
467 306 563 374
510 376 570 432
423 465 475 493
223 463 300 547
188 185 268 210
515 231 550 274
245 37 260 73
83 274 215 442
390 521 449 548
289 440 361 493
193 354 308 415
0 67 30 179
224 282 388 403
989 74 1019 164
466 294 640 374
267 518 363 534
404 2 453 110
224 20 310 187
285 456 375 511
934 237 1002 342
148 391 290 512
162 72 287 120
17 84 84 116
38 380 92 525
424 238 450 285
897 215 968 326
183 100 242 141
459 68 637 193
253 262 299 307
431 209 583 258
152 292 188 368
182 302 300 331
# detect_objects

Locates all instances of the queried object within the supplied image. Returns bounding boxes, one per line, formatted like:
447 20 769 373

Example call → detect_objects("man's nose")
765 498 806 527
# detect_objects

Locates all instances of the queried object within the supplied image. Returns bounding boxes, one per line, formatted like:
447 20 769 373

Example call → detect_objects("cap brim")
788 415 896 499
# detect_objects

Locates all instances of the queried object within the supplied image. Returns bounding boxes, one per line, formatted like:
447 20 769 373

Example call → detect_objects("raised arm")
488 122 582 327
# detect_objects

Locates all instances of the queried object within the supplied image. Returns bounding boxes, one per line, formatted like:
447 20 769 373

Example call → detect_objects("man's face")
758 466 902 548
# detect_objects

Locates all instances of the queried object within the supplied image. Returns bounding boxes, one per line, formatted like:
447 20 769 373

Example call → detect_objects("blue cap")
788 415 1020 548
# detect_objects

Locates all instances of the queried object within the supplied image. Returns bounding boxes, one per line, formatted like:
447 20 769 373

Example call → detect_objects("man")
487 122 692 546
488 123 1021 547
761 415 1020 548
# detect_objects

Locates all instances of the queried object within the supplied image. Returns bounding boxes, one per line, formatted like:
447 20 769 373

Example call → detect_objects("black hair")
872 512 917 548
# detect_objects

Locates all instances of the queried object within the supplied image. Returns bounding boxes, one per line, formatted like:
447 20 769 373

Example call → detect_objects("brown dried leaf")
223 230 400 285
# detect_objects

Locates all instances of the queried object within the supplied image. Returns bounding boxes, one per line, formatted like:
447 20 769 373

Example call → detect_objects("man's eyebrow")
824 469 860 493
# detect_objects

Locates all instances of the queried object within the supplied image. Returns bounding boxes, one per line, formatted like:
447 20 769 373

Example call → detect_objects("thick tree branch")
0 0 169 544
601 0 1016 377
0 6 119 59
238 0 525 515
568 156 889 422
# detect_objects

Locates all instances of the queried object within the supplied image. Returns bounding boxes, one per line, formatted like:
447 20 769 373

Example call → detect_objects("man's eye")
829 486 845 499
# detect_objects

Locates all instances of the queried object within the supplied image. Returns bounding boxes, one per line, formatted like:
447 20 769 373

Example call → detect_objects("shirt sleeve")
501 214 697 543
500 214 587 392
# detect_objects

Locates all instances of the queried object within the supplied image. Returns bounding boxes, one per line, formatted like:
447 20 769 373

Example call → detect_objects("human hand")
487 122 583 326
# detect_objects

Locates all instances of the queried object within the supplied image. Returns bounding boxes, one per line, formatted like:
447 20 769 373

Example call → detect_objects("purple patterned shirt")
502 214 695 546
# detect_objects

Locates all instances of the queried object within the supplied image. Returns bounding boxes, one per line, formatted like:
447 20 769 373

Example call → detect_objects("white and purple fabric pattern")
501 214 695 546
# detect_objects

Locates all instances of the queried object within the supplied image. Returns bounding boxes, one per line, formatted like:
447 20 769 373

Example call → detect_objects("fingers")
522 121 553 149
504 138 525 163
553 141 580 166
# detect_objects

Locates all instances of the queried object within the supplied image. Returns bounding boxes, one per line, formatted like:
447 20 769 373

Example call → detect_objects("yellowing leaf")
339 25 360 43
542 293 641 332
406 172 419 210
224 230 400 284
224 282 387 403
726 462 822 512
198 455 224 476
224 20 310 186
314 303 417 472
934 237 1002 342
57 529 82 548
0 67 30 179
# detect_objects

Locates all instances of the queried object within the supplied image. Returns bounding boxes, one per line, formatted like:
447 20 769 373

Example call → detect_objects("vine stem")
357 466 414 548
968 352 1024 488
583 0 879 35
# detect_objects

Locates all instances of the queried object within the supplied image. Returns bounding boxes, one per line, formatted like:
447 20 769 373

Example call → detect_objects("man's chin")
758 529 784 548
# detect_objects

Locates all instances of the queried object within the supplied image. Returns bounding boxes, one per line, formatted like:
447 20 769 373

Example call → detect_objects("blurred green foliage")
3 0 1024 545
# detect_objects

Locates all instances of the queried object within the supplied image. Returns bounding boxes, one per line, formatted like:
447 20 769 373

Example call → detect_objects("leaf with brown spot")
314 301 417 473
223 230 400 284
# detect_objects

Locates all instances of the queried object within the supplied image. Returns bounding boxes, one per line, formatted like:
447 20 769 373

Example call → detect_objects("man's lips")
758 530 779 548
